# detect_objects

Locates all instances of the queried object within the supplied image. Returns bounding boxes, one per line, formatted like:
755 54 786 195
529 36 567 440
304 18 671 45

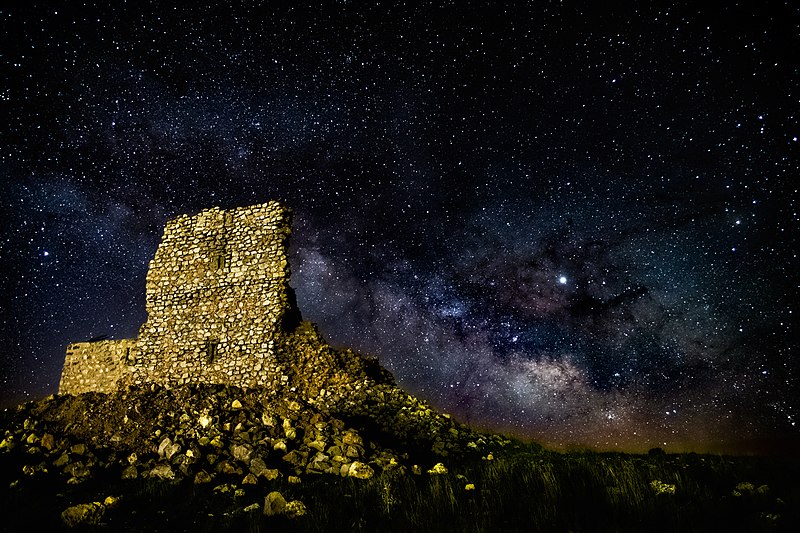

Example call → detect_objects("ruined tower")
59 201 297 394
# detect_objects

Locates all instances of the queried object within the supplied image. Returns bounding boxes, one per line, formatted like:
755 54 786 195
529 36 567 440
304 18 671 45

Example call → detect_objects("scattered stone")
249 457 269 477
121 465 138 480
288 476 301 485
103 495 121 508
243 503 261 513
465 483 476 491
216 460 239 475
194 470 213 484
157 437 181 460
651 480 676 495
70 443 86 455
231 400 243 410
263 468 280 481
282 450 307 468
149 464 176 481
285 500 307 518
213 483 235 494
232 444 252 463
428 463 448 475
347 461 374 479
242 473 258 485
40 433 55 451
264 491 287 516
61 502 105 528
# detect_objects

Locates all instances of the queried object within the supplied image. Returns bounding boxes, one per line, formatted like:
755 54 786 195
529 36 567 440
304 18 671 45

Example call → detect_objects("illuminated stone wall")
59 201 296 393
59 339 137 394
130 201 293 388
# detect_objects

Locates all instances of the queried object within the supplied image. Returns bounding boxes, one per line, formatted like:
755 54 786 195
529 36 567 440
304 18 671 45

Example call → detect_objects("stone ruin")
59 201 300 394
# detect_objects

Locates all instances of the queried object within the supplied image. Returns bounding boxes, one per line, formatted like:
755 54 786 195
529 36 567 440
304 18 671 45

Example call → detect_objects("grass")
2 444 797 532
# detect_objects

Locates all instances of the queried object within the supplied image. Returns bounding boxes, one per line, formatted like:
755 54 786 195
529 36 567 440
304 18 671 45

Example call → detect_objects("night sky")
3 2 798 453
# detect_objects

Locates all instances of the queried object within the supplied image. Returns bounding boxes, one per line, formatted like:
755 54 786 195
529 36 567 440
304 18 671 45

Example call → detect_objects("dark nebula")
2 1 798 453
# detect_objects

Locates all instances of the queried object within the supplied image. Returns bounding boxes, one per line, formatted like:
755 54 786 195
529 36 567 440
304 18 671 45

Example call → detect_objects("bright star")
558 276 567 284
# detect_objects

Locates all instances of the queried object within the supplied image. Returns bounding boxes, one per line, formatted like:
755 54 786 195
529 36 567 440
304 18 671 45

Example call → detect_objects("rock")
263 468 280 481
40 433 55 451
194 470 213 484
61 502 105 527
651 480 676 495
242 473 258 485
428 463 448 475
264 491 287 516
149 464 176 480
103 495 121 508
285 500 307 518
347 461 374 479
288 475 301 484
231 399 243 410
465 483 476 491
232 444 252 463
70 443 87 455
199 415 212 428
121 465 138 480
308 439 326 452
158 437 171 456
282 450 308 468
243 503 261 513
250 457 269 477
53 453 70 467
216 460 239 475
342 431 363 447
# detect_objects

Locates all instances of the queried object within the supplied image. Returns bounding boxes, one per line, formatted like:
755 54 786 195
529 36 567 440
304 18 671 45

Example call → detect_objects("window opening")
205 339 219 362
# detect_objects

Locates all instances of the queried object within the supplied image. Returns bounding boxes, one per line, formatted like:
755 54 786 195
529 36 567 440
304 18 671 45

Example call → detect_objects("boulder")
149 464 176 480
61 502 105 528
428 463 448 475
121 465 138 480
249 457 269 477
347 461 374 479
194 470 213 484
263 491 287 516
40 433 55 451
232 444 252 463
285 500 307 518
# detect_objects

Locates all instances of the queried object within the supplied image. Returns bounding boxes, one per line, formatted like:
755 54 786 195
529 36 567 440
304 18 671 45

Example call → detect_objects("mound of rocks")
1 331 511 492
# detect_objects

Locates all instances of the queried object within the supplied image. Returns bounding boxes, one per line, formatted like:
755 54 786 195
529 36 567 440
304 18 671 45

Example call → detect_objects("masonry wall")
59 339 136 394
128 201 293 389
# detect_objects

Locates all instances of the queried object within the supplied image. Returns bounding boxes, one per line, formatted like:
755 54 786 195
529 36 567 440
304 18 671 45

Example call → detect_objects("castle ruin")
59 201 299 394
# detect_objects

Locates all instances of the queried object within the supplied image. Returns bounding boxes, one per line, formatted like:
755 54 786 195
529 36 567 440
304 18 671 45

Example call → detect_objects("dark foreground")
2 441 797 532
1 386 798 532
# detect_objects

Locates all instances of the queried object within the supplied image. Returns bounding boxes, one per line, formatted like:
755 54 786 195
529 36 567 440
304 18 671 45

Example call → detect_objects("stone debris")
263 491 287 516
428 463 448 475
61 502 105 528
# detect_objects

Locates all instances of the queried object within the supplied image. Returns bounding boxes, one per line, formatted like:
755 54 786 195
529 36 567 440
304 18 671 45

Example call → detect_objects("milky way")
2 2 798 452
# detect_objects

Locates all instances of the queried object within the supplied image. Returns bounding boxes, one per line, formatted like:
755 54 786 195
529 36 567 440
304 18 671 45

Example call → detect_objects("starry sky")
2 1 798 453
